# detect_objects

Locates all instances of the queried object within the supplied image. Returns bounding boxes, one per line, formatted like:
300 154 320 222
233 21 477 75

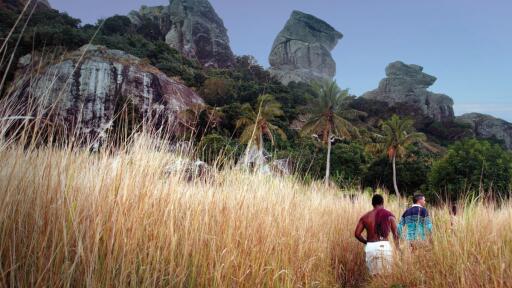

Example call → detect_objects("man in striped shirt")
397 194 433 242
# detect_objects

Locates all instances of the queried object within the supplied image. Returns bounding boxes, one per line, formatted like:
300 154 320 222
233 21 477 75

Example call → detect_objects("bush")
197 134 242 165
199 78 235 106
428 139 512 201
330 143 368 187
363 150 431 195
100 15 133 36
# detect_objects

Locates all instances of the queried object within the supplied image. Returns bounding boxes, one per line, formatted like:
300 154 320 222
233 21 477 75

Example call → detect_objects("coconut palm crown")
369 114 427 197
301 80 366 185
236 94 287 152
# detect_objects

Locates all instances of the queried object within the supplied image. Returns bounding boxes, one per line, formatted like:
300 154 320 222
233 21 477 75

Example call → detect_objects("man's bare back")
354 195 399 275
355 209 398 243
354 195 399 247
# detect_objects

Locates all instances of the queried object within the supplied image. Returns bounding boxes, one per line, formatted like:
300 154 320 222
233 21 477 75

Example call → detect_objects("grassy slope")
0 136 511 287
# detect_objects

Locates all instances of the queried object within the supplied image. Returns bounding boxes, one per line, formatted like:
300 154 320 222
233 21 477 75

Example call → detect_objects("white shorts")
365 241 393 275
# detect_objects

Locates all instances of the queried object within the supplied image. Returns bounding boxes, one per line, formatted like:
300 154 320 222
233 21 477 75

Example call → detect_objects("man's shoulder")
403 206 428 217
377 208 396 218
359 210 372 220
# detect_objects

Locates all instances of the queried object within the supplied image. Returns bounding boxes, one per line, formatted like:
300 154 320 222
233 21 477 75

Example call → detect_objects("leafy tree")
236 94 287 165
100 15 133 35
364 150 432 195
199 77 235 106
428 139 512 201
330 142 368 187
0 9 89 95
368 115 426 197
301 80 365 186
197 134 241 166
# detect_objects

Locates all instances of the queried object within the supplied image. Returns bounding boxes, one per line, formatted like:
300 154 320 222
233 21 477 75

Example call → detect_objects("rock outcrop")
268 10 343 85
456 113 512 149
7 45 204 146
361 61 454 123
128 0 235 68
128 5 172 41
165 0 235 68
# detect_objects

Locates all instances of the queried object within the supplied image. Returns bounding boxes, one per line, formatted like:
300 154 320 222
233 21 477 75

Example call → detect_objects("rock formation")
129 0 236 68
268 10 343 85
166 0 235 68
7 45 204 146
128 5 172 40
456 113 512 149
361 61 454 123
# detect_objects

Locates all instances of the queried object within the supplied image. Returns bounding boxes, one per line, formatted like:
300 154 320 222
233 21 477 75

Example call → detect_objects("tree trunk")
392 154 401 198
325 129 332 187
258 132 264 167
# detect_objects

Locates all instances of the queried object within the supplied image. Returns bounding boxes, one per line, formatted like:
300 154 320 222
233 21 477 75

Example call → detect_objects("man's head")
372 194 384 208
413 193 426 206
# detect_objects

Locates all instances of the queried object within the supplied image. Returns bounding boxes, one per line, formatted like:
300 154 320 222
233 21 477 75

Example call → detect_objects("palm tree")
301 80 365 186
369 115 426 197
236 94 287 167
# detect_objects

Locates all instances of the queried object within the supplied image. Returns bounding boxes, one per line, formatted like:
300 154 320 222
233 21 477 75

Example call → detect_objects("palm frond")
239 124 258 145
333 114 360 139
301 117 325 137
235 117 254 129
268 123 288 141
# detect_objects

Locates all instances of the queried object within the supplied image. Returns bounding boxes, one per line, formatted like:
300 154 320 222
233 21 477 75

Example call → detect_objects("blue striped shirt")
397 205 433 241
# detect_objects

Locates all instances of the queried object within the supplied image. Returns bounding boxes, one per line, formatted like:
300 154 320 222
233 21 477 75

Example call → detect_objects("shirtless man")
354 194 399 275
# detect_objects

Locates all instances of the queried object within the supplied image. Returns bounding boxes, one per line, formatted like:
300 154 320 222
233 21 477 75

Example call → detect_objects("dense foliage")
428 139 512 201
1 9 511 199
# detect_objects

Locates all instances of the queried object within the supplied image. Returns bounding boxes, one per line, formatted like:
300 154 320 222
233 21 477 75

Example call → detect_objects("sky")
49 0 512 121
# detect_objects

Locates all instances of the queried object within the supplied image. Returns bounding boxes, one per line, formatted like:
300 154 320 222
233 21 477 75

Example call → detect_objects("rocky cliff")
7 45 204 146
268 10 342 85
456 113 512 149
128 5 172 41
361 61 454 123
129 0 236 68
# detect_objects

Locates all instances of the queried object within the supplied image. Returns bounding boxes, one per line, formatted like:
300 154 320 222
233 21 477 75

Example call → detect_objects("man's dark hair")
372 194 384 207
413 193 425 204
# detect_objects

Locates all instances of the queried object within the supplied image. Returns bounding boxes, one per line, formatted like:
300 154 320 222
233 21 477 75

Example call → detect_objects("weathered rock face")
128 0 235 68
456 113 512 149
268 10 343 85
165 0 235 68
128 5 172 41
7 45 204 145
361 61 454 123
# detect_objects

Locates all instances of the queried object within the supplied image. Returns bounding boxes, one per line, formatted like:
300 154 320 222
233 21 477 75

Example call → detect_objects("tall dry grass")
0 136 368 287
0 6 511 286
0 135 511 288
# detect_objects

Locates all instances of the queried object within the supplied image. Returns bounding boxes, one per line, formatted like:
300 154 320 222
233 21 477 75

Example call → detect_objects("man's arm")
397 214 405 238
424 209 433 233
354 218 367 244
389 216 400 249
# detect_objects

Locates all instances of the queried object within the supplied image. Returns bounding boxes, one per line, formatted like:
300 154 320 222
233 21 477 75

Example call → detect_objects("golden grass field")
0 135 511 288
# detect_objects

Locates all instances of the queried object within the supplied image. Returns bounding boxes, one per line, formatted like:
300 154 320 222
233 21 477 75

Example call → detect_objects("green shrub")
364 150 431 195
330 143 368 187
428 139 512 201
197 134 242 166
101 15 133 36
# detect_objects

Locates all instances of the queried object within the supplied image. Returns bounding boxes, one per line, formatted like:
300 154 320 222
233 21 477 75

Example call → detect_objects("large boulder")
361 61 454 123
456 113 512 150
268 10 343 85
128 5 172 41
128 0 236 68
6 45 204 146
165 0 235 68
